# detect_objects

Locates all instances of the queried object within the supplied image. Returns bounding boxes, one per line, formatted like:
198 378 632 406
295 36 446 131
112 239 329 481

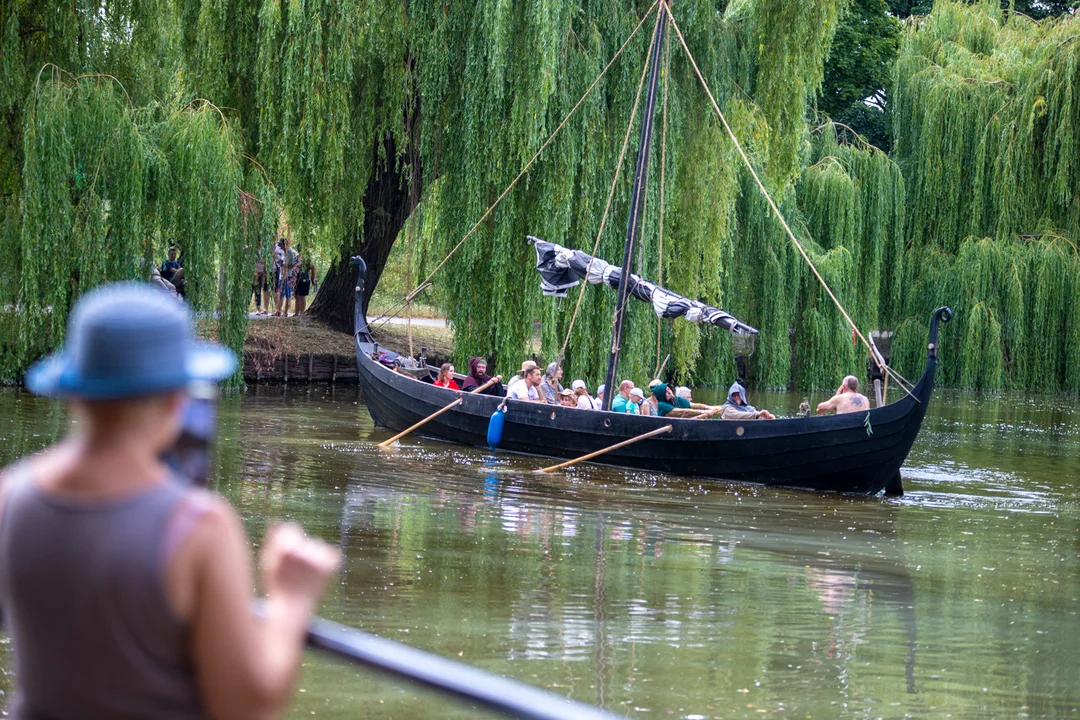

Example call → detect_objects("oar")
536 424 673 473
692 406 723 419
653 352 671 380
252 605 624 720
377 375 501 449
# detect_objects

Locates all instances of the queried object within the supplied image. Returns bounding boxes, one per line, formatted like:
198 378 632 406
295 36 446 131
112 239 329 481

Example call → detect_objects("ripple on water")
900 461 1056 512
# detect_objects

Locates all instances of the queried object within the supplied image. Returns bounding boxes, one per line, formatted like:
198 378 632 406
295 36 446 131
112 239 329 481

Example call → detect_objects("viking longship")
352 1 950 496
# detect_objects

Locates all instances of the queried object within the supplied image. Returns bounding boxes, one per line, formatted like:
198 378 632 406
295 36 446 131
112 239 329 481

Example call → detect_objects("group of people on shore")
252 236 317 317
148 237 318 318
436 357 870 420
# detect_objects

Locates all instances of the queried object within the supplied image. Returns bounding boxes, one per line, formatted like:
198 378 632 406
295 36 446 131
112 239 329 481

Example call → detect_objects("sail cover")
529 236 759 336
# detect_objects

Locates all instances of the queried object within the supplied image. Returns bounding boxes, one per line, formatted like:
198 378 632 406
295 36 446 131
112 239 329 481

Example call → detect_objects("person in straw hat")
507 360 543 402
0 283 339 719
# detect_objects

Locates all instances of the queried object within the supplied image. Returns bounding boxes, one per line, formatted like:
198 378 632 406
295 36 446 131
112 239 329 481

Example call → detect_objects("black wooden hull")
351 260 949 495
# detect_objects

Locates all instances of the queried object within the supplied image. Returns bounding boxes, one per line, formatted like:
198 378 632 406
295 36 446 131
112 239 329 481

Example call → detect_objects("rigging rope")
664 3 917 400
556 6 662 365
407 0 663 304
655 25 670 377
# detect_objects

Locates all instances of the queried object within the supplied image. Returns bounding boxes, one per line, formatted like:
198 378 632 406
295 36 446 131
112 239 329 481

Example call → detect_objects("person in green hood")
651 382 691 417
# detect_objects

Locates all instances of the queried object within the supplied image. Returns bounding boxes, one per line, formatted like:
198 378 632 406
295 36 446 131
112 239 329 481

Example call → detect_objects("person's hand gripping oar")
377 375 502 450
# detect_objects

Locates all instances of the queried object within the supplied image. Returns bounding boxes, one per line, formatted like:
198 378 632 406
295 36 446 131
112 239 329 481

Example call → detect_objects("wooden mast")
601 4 668 410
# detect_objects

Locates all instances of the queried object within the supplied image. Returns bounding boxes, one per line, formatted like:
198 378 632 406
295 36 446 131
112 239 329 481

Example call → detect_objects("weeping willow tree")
402 0 895 390
9 69 276 378
1 0 903 391
9 0 1077 395
890 0 1080 392
0 1 279 380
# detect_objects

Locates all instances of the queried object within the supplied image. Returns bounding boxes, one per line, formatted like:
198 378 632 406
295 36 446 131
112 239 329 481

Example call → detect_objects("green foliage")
414 0 853 388
6 0 1079 397
739 0 848 182
886 0 1079 18
8 70 272 382
819 0 900 150
889 1 1080 392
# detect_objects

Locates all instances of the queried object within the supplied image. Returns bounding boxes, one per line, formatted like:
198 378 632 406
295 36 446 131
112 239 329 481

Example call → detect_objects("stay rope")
556 5 662 365
655 26 670 377
664 3 917 399
407 0 662 305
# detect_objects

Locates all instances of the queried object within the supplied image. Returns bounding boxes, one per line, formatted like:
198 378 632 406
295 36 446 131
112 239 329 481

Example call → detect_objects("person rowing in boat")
571 379 600 410
720 382 776 420
816 375 870 415
652 382 691 417
633 387 654 415
461 357 504 396
0 283 340 720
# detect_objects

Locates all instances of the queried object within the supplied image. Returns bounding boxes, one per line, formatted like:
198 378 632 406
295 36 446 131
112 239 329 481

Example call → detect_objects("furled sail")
529 236 759 336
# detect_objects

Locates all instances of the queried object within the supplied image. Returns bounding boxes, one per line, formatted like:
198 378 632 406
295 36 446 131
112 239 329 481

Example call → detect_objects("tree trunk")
309 104 421 334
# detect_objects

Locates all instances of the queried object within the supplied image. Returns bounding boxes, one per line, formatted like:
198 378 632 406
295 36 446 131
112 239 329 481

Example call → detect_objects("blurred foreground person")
0 283 340 720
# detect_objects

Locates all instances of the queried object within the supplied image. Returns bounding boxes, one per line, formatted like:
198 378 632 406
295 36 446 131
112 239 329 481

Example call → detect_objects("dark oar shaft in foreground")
304 613 624 720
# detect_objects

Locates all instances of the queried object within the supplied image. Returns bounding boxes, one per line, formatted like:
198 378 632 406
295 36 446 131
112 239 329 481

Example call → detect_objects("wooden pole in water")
377 376 501 449
873 378 883 408
536 424 672 473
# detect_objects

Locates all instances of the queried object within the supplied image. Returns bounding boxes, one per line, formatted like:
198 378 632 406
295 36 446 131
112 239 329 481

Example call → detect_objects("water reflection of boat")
353 260 950 496
341 477 920 697
350 5 950 496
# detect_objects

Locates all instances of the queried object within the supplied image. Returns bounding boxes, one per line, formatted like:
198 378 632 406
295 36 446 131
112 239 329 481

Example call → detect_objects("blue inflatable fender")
487 407 506 449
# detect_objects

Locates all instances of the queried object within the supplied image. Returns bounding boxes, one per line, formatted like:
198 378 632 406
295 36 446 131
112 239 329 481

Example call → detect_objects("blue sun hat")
26 282 236 399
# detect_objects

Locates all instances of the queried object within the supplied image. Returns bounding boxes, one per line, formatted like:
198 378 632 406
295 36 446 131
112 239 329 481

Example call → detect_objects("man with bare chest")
816 375 870 415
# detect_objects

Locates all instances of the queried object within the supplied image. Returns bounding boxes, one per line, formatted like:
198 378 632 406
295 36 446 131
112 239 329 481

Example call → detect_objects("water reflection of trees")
172 385 1080 717
335 477 925 715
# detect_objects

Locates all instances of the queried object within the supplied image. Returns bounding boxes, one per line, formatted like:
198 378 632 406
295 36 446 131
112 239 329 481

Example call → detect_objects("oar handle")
537 424 673 473
469 375 502 393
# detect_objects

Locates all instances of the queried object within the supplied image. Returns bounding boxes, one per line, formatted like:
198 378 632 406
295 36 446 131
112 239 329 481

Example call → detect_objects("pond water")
1 385 1078 719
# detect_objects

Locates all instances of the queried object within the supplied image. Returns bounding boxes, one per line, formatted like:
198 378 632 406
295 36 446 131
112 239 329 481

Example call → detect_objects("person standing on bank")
276 237 300 317
294 251 316 316
0 283 340 720
252 253 268 315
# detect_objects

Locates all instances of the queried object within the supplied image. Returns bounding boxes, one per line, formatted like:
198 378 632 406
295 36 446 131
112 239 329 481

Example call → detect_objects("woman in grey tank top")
0 284 340 719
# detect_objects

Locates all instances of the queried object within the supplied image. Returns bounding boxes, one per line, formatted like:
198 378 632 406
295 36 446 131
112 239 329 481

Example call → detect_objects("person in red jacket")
434 363 460 390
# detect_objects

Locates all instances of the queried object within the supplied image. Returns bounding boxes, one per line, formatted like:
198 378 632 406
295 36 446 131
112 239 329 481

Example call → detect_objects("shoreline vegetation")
4 2 1080 393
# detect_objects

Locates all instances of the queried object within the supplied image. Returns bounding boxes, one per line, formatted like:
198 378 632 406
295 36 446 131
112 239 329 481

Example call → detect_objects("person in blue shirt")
160 247 180 282
610 380 639 414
